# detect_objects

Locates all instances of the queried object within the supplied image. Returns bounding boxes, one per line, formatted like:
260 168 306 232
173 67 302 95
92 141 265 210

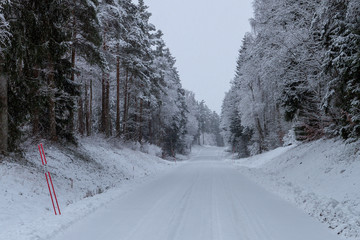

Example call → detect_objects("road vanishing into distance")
54 147 339 240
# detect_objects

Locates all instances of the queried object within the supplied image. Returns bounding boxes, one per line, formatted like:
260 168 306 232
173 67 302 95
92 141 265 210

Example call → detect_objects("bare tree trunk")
138 98 143 142
148 101 152 144
48 62 57 141
89 79 93 136
148 120 152 144
69 14 77 133
123 70 129 135
101 75 106 133
116 56 121 136
101 29 107 134
105 79 111 137
31 68 40 136
78 89 85 136
0 69 8 154
134 96 138 124
85 82 90 136
276 103 284 144
255 117 264 152
133 96 138 141
32 108 39 136
123 71 133 139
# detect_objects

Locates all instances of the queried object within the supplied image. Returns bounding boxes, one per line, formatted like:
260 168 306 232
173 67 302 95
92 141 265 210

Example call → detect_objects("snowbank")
230 139 360 240
0 136 173 240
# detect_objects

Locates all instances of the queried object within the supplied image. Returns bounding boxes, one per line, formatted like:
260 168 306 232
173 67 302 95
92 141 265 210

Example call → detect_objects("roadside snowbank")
230 139 360 240
0 137 173 240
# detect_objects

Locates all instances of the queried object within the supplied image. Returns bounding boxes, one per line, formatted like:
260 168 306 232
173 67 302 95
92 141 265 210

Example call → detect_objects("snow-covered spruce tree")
183 90 200 148
156 48 187 156
1 0 219 156
97 0 124 137
127 0 155 143
1 0 79 146
30 0 79 142
1 1 31 150
146 30 166 145
119 0 154 141
195 100 223 146
66 0 102 136
253 0 323 143
198 100 209 145
221 0 328 155
210 111 224 147
221 84 251 157
315 0 360 140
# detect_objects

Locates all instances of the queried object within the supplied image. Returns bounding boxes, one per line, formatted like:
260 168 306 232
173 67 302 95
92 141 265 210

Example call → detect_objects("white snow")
230 138 360 240
0 136 173 240
50 147 338 240
1 139 356 240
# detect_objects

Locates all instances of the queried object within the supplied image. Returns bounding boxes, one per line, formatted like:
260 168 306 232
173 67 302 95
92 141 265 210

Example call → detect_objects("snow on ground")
0 136 174 240
229 138 360 240
52 146 339 240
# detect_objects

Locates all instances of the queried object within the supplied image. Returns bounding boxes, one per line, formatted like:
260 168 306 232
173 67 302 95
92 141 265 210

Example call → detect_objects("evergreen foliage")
0 0 222 156
221 0 360 156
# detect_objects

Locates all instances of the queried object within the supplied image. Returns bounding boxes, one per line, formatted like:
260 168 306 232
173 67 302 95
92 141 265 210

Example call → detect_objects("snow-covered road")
53 147 339 240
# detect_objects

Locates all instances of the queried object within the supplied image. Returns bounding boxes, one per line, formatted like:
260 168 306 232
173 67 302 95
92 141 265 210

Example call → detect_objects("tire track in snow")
165 170 200 240
211 166 223 240
224 173 274 240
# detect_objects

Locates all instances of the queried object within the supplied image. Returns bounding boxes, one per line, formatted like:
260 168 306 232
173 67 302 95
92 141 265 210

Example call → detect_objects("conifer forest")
0 0 360 157
221 0 360 156
0 0 223 155
1 1 360 240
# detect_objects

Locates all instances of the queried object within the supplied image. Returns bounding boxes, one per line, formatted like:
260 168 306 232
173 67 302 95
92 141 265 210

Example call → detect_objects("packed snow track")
54 147 339 240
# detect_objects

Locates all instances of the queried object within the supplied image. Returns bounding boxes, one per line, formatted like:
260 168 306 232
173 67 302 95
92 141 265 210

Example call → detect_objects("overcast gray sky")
144 0 254 113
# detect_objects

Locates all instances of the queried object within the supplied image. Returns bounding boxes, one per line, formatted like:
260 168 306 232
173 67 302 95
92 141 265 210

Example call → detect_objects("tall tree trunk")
148 101 152 144
78 89 85 136
48 61 57 141
126 74 133 138
133 96 138 141
138 98 143 142
105 79 111 137
101 30 107 134
101 74 106 133
148 119 152 144
31 67 40 136
69 15 77 133
116 56 121 136
276 103 284 144
123 70 129 135
0 68 8 154
32 108 39 136
89 79 93 136
255 116 264 153
85 82 90 136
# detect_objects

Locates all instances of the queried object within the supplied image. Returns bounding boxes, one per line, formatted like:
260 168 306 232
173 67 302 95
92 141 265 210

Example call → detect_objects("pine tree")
97 0 124 137
317 0 360 139
66 0 102 135
2 0 79 144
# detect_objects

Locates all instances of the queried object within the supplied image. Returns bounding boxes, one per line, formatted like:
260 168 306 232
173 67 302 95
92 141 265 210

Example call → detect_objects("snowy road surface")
54 147 339 240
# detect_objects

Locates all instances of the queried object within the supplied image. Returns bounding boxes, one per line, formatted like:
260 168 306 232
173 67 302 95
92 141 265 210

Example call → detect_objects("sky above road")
144 0 254 113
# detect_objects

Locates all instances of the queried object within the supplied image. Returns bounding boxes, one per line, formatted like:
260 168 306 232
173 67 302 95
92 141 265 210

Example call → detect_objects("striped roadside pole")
38 143 61 215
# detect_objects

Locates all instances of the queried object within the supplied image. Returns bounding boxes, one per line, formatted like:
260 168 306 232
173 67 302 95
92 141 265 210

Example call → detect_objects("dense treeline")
221 0 360 156
0 0 222 156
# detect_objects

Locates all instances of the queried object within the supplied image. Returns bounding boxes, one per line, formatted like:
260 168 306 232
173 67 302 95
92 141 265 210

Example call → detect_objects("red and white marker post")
38 143 61 215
